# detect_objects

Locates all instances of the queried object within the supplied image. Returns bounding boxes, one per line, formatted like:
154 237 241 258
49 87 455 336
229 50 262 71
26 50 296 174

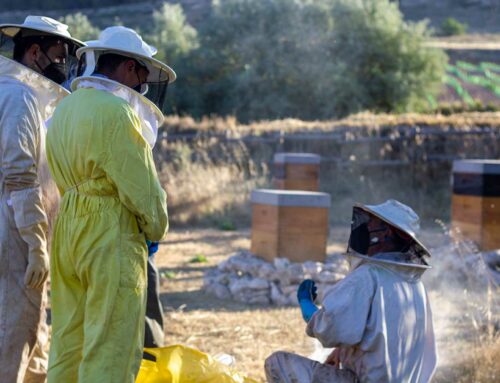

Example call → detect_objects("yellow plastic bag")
136 345 262 383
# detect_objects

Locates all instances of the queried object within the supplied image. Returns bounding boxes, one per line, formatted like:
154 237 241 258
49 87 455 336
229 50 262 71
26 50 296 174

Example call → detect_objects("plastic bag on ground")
136 345 261 383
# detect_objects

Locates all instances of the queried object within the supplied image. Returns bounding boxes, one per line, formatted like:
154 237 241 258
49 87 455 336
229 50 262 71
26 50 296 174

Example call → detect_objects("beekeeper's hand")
297 279 319 323
297 279 318 302
24 248 49 289
147 240 159 257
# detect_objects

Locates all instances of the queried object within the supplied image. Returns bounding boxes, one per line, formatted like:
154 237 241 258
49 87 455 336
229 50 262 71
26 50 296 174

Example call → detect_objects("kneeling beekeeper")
265 199 437 383
45 26 175 383
0 16 82 382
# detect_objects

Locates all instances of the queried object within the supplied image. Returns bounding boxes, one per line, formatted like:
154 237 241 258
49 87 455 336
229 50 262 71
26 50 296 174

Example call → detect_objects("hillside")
0 0 499 35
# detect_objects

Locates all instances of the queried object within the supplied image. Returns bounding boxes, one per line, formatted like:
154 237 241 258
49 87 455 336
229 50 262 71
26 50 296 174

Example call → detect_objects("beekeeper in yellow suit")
45 26 174 383
0 16 81 383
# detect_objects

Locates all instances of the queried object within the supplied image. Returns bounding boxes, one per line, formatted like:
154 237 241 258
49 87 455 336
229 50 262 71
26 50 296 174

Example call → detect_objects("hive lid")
274 153 321 164
453 160 500 175
251 189 331 207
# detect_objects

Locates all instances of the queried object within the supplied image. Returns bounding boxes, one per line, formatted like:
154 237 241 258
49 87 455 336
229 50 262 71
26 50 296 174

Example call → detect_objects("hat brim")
349 252 432 270
353 203 432 259
0 24 84 48
77 45 176 83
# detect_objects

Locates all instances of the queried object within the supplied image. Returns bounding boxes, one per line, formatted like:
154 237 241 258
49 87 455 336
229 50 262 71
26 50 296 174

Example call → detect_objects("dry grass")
158 113 500 227
164 112 500 135
159 160 268 226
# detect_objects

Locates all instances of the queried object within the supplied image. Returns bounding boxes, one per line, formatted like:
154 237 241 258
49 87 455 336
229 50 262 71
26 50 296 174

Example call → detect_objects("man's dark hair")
95 53 136 74
13 34 61 62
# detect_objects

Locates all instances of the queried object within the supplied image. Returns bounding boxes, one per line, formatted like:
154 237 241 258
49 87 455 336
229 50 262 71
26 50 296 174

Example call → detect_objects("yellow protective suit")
45 87 169 383
0 55 66 383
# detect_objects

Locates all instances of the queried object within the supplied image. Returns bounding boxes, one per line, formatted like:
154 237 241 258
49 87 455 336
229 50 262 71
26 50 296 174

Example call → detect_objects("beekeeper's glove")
21 224 49 289
147 240 159 257
297 279 319 323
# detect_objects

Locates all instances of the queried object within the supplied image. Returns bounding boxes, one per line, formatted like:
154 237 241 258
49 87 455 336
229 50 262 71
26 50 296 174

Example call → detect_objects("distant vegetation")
55 0 447 121
59 12 100 41
444 61 500 106
440 17 468 37
0 0 139 11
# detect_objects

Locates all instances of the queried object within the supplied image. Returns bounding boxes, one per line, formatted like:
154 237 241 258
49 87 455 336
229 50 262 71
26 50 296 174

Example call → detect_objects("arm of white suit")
0 89 49 289
306 267 375 347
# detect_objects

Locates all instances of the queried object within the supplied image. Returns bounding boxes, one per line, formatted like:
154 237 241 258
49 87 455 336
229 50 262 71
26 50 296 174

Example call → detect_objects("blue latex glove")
146 240 159 257
297 279 319 323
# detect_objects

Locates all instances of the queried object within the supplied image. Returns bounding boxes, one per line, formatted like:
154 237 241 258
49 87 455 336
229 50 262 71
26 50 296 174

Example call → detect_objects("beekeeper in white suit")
0 16 82 383
265 199 437 383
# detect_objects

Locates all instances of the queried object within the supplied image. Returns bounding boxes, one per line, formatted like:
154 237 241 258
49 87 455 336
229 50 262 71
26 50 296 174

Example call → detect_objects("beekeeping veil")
73 26 177 147
347 199 431 270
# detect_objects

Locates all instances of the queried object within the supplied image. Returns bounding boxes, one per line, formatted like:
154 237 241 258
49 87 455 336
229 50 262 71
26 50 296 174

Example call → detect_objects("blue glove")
146 240 159 257
297 279 319 323
297 279 318 302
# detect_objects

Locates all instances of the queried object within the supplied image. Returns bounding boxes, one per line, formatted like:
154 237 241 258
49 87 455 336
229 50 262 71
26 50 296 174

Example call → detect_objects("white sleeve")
306 266 376 348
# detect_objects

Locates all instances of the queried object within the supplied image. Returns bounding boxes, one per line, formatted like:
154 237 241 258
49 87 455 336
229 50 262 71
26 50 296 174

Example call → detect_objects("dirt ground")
156 227 494 382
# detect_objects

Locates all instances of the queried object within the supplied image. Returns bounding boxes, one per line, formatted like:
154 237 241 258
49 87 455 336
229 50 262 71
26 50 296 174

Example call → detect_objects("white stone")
274 257 291 271
212 283 232 300
303 261 323 278
204 250 349 307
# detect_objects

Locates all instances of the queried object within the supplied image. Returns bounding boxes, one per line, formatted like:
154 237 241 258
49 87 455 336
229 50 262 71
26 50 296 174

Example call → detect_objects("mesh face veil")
0 28 81 85
77 50 171 112
348 207 387 255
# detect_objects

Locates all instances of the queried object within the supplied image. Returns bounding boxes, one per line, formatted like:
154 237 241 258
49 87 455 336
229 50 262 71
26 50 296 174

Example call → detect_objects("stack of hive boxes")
251 153 331 262
452 159 500 251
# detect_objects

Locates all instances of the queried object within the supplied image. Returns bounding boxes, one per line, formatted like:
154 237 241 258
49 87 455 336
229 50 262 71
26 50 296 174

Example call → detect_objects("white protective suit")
0 55 67 383
265 253 437 383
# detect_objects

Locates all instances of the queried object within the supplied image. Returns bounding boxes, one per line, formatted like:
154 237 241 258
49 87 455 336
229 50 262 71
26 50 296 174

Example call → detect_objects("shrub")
145 3 199 63
59 13 100 41
327 0 447 116
174 0 447 121
142 3 199 114
440 17 468 36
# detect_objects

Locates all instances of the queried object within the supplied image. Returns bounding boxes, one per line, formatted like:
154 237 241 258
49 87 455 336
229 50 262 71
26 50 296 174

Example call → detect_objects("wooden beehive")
452 160 500 251
251 189 330 263
273 153 321 192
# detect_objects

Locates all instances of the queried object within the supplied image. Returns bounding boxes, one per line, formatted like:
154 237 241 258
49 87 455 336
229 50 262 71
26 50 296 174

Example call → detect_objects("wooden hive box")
251 189 330 263
273 153 321 192
452 160 500 251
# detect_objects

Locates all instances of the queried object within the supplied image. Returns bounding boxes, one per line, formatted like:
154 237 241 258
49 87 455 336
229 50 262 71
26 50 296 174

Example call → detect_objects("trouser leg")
144 255 164 348
23 297 49 383
77 234 147 383
265 351 358 383
0 228 44 383
47 232 85 383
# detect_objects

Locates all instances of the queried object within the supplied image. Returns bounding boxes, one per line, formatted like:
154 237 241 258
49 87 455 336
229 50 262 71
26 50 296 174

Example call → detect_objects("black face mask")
41 62 67 84
349 223 370 254
35 49 68 85
132 65 145 93
348 223 388 255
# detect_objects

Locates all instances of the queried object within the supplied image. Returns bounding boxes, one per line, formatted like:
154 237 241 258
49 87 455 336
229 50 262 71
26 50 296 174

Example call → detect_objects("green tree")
59 12 100 41
145 3 199 63
440 17 468 36
176 0 335 121
326 0 447 116
176 0 446 121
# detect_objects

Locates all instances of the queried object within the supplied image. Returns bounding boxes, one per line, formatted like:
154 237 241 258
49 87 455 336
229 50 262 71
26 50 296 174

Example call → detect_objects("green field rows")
444 61 500 105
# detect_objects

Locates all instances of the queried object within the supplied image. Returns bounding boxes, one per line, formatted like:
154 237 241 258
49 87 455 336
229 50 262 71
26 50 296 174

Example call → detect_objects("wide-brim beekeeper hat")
0 15 83 51
351 199 431 261
77 26 176 84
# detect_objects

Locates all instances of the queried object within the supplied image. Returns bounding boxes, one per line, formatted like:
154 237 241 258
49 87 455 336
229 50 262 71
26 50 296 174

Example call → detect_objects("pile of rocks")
203 251 349 306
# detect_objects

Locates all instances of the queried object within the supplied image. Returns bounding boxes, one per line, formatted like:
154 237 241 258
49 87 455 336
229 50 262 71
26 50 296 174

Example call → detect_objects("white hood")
71 75 164 148
0 55 69 121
